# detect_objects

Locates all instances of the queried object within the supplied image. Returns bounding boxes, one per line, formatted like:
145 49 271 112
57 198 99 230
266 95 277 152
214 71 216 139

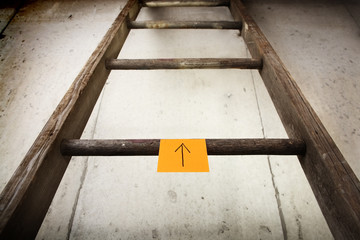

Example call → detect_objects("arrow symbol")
175 143 191 167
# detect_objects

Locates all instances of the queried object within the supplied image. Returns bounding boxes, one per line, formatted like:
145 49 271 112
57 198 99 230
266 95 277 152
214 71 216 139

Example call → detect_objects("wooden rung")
106 58 262 70
141 0 229 7
61 138 306 156
128 21 242 29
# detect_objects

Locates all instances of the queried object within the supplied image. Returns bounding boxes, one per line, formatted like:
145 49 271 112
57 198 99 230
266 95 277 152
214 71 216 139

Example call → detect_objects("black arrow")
175 143 191 167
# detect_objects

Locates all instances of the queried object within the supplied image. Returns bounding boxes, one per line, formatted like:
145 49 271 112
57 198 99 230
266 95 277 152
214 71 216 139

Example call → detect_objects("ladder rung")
141 0 229 7
128 21 242 29
106 58 262 70
61 139 306 156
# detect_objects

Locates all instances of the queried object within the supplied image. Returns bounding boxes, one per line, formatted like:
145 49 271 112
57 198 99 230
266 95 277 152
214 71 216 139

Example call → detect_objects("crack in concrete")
0 1 25 36
66 89 107 240
66 157 88 240
267 156 288 240
343 1 360 30
249 64 288 240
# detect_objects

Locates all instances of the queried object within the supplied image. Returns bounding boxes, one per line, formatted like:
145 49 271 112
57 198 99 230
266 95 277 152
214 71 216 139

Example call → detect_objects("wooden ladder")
1 0 359 239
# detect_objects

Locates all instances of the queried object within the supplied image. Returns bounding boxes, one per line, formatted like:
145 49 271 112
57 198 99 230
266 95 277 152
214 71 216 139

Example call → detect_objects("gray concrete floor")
0 0 359 239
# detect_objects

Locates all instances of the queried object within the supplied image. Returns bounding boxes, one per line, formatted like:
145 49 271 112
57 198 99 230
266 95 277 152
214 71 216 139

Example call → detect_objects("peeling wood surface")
229 0 360 239
0 0 140 238
106 58 262 69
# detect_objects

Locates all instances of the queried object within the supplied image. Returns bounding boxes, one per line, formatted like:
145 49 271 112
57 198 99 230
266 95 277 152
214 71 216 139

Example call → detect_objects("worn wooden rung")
141 0 229 7
106 58 262 70
61 138 306 156
128 21 242 29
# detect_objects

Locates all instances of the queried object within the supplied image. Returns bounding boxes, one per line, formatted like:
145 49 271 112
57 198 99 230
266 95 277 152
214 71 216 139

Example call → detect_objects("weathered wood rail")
0 0 141 238
0 0 359 239
228 0 360 239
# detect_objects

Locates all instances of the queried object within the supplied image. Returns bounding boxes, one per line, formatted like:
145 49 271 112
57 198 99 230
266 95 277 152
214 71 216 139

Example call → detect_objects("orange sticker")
157 139 209 172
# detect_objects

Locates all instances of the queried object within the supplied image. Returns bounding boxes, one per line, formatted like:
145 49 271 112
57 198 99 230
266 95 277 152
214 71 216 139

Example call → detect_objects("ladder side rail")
0 0 141 238
229 0 360 239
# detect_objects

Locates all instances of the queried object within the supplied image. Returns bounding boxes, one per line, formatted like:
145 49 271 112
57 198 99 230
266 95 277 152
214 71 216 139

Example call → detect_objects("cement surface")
0 0 358 239
0 0 123 192
245 0 360 178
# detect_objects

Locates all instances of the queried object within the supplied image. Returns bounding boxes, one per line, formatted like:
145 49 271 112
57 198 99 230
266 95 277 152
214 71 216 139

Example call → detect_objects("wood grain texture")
140 0 229 7
106 58 262 70
61 138 305 156
0 0 140 238
128 20 242 29
229 0 360 239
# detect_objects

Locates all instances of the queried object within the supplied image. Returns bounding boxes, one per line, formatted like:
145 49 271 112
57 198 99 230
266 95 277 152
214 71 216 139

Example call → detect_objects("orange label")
157 139 209 172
